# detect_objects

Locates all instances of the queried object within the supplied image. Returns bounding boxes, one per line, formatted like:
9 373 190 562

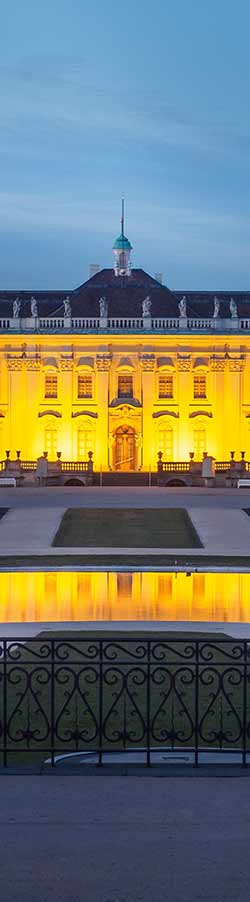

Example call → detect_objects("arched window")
193 426 206 460
44 428 58 459
158 426 173 460
77 427 93 460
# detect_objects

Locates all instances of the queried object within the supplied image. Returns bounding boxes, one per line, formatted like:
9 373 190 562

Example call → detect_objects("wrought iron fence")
1 636 250 768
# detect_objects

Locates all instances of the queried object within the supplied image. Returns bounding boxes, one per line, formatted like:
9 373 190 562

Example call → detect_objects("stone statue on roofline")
230 297 238 318
142 296 152 317
99 296 108 317
213 296 220 318
13 297 21 318
178 296 186 317
30 296 38 317
64 296 71 317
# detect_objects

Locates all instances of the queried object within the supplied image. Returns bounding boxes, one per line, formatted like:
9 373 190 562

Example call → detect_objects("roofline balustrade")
0 316 249 333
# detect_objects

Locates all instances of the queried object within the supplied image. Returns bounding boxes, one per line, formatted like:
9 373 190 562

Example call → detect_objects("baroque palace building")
0 210 250 473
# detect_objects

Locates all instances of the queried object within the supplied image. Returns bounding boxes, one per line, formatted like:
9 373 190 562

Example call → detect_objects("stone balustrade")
0 315 249 334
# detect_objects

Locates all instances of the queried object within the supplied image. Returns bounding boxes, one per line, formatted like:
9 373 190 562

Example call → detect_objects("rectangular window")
193 374 206 399
45 374 57 399
77 374 92 399
158 374 173 399
118 374 133 399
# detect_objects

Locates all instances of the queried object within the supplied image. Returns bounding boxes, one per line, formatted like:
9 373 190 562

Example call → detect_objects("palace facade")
1 215 250 473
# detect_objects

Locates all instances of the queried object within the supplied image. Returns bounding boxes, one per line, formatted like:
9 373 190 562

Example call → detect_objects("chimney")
89 264 100 279
155 272 163 284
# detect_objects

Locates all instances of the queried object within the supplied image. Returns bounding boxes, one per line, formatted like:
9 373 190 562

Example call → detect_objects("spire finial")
121 198 124 236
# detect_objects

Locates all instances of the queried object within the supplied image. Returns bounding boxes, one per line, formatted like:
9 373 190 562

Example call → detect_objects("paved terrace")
0 486 250 555
0 775 250 902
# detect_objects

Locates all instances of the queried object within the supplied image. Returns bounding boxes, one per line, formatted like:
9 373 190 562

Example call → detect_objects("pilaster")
60 356 74 458
140 354 155 470
177 355 191 459
96 353 111 470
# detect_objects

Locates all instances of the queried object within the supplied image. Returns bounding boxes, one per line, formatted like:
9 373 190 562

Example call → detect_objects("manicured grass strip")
0 554 250 569
52 508 203 549
38 630 231 640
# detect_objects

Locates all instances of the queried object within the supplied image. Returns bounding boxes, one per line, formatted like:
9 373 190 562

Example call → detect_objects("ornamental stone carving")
213 297 220 318
26 358 41 371
63 297 71 317
96 354 112 371
142 296 152 317
177 355 191 371
140 354 155 371
60 357 74 370
99 296 108 317
230 297 238 318
210 356 226 371
178 296 187 317
229 357 245 372
30 296 38 317
7 357 23 370
13 298 21 318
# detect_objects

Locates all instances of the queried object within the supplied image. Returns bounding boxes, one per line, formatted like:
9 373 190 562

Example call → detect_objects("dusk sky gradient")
1 0 250 290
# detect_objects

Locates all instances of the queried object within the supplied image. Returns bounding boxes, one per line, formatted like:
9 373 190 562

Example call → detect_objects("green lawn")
1 631 248 767
1 554 250 568
52 508 202 548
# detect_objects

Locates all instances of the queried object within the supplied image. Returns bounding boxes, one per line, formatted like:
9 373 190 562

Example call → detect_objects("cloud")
1 55 250 163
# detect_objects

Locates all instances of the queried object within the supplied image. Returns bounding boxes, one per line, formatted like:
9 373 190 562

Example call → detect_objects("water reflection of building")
0 571 250 623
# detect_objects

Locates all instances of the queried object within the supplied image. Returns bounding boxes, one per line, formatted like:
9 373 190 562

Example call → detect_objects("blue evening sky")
0 0 250 290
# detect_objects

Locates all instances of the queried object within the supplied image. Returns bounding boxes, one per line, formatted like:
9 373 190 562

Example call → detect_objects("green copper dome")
113 233 132 251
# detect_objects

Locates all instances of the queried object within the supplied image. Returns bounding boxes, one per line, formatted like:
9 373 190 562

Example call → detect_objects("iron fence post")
194 640 199 768
3 639 7 768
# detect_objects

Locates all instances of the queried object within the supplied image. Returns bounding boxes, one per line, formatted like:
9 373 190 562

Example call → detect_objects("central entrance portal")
113 426 136 470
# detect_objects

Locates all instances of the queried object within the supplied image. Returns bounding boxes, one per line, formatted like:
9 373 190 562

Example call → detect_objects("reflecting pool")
1 571 250 622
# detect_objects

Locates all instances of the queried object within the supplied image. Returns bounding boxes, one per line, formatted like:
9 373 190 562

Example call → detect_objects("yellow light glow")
0 571 250 623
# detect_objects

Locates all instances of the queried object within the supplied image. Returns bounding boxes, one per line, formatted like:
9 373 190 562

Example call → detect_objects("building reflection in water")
0 571 250 622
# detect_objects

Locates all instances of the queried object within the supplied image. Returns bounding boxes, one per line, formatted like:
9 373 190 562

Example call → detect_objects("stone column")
96 353 111 470
60 357 74 458
140 354 155 471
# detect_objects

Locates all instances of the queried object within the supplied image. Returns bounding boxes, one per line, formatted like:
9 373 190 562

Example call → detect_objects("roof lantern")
113 200 132 276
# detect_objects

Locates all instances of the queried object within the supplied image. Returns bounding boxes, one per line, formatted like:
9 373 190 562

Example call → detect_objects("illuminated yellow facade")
1 219 250 471
0 331 250 470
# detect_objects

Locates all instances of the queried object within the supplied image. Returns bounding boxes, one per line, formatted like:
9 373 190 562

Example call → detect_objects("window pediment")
153 410 179 419
38 410 62 418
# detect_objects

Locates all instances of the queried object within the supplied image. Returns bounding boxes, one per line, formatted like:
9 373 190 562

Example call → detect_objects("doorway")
113 426 136 470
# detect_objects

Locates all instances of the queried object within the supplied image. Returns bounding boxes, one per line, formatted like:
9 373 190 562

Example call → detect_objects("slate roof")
0 269 250 319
